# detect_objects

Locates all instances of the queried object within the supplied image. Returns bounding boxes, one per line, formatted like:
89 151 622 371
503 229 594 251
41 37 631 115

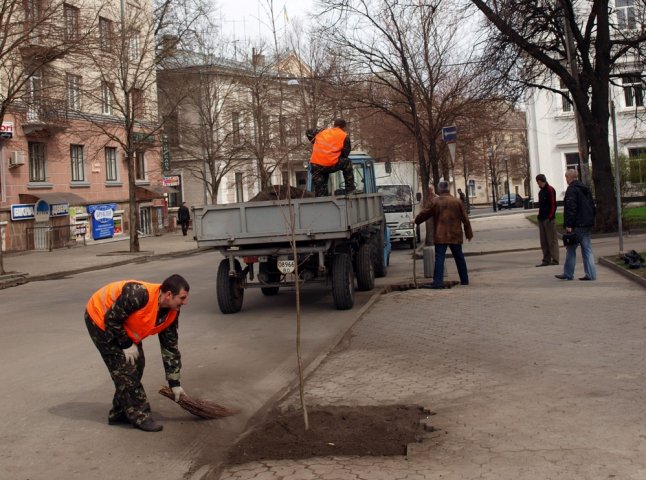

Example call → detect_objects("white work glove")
171 386 186 402
123 344 139 365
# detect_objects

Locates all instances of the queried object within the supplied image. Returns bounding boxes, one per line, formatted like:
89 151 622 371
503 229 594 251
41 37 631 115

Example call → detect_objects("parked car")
497 193 524 209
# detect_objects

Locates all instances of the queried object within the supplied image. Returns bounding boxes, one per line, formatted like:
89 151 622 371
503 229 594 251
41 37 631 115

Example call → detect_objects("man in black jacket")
555 169 597 281
178 202 190 236
535 174 559 266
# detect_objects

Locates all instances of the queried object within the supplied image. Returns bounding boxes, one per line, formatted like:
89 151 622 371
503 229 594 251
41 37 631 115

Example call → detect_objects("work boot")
135 419 163 432
108 412 129 425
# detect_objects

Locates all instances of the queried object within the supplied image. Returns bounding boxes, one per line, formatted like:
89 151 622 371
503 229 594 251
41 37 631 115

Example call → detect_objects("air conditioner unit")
9 151 24 167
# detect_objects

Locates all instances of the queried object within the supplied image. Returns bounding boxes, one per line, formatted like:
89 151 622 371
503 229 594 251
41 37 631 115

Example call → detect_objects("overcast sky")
216 0 315 42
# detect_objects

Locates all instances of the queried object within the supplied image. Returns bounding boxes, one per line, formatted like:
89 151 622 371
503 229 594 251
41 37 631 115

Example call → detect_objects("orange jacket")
86 280 178 344
310 127 347 167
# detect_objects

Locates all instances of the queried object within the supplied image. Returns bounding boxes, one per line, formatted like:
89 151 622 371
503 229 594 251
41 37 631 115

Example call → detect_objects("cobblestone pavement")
220 248 646 480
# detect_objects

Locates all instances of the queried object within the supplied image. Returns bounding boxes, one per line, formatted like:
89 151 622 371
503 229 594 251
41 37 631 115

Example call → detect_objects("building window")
67 74 81 110
129 31 140 60
64 3 79 40
565 152 580 173
105 147 118 181
559 78 572 113
622 74 644 108
99 16 113 50
232 111 241 145
131 88 144 118
101 81 113 115
628 147 646 184
616 0 636 30
28 141 46 182
70 144 84 181
468 179 476 197
235 172 244 202
135 150 146 180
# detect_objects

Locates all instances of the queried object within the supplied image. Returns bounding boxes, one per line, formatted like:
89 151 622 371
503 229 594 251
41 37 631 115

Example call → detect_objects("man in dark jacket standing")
555 169 597 281
178 202 190 236
535 174 559 266
414 181 473 288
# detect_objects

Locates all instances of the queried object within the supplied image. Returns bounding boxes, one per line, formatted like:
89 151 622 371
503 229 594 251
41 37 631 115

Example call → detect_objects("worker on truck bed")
306 118 356 196
84 274 190 432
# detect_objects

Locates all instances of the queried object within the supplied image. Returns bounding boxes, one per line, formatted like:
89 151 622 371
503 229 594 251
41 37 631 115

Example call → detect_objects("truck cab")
306 152 378 194
377 184 416 249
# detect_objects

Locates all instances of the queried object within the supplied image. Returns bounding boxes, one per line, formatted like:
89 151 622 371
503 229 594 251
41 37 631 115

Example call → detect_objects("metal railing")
26 225 78 251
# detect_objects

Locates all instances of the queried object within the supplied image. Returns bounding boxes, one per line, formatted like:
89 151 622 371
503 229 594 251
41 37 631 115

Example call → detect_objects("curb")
599 256 646 289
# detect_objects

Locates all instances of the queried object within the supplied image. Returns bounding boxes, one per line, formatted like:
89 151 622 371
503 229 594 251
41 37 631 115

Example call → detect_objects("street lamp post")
505 157 511 209
487 148 497 212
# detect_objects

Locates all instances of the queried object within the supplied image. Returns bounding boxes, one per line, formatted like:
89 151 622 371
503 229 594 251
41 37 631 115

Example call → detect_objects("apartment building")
0 0 167 252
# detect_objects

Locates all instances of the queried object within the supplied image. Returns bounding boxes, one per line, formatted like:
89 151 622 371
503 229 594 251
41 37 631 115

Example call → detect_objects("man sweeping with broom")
85 274 190 432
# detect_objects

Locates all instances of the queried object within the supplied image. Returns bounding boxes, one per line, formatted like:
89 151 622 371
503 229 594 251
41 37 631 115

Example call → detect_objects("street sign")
442 125 457 143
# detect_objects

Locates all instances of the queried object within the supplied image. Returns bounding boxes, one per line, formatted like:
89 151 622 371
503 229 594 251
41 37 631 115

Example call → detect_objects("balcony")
21 98 70 136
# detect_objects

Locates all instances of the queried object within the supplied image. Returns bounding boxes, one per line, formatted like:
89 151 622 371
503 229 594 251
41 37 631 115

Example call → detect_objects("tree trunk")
127 154 140 252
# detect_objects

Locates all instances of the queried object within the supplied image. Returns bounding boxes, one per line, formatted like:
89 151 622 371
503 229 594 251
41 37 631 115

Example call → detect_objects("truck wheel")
259 261 280 296
373 226 388 278
332 253 354 310
355 243 375 291
217 258 244 314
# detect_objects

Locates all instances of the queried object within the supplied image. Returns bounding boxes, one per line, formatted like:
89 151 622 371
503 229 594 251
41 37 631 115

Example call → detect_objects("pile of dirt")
249 185 315 202
227 404 430 464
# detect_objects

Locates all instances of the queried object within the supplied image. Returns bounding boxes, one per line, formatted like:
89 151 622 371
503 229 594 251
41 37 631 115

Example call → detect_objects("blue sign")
11 204 35 221
88 203 117 240
50 203 69 217
442 125 457 143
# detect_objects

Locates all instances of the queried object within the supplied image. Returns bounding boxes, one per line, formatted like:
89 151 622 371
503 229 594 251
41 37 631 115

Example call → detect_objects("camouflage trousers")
85 312 152 426
310 157 355 196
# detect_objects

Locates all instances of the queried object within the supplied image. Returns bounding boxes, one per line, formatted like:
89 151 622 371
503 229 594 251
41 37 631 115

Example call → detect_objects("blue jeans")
563 227 596 280
434 243 469 286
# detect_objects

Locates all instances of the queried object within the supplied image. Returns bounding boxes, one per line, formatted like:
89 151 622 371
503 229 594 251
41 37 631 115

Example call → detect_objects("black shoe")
108 412 129 425
579 276 593 281
461 282 469 286
554 274 572 280
536 262 550 267
135 419 163 432
422 283 444 289
551 260 559 265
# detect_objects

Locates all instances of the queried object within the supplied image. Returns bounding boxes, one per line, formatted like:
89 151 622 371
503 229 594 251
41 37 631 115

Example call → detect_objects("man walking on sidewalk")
415 181 473 288
85 274 190 431
535 174 559 267
555 169 597 281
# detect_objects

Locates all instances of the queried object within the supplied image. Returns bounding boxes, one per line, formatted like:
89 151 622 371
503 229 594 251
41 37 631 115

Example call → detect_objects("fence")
26 225 79 251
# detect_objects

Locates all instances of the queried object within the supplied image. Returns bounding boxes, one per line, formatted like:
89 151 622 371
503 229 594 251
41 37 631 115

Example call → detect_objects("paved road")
0 250 395 480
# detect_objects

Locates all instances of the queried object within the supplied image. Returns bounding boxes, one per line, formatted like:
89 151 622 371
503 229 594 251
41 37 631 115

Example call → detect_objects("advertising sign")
50 203 69 217
11 204 35 221
88 203 117 240
0 122 14 139
161 175 180 187
34 200 50 222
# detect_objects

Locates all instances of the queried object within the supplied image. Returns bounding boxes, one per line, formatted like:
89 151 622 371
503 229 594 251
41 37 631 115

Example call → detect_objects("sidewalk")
218 215 646 480
0 230 204 288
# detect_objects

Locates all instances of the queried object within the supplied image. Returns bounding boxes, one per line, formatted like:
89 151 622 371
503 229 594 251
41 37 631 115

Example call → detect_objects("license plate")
277 259 296 274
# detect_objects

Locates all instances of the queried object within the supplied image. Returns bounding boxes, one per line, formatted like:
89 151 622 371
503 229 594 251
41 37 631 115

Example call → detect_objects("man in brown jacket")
414 181 473 288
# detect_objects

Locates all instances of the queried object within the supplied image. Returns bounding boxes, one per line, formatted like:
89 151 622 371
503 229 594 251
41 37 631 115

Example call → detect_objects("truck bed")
194 193 384 248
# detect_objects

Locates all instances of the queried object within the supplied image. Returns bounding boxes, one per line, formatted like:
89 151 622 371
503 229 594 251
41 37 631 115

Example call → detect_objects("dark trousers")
85 313 152 426
434 243 469 286
310 158 355 196
179 221 189 236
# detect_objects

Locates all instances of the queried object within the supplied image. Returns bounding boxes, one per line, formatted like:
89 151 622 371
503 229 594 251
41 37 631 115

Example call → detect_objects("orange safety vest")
86 280 178 344
310 127 347 167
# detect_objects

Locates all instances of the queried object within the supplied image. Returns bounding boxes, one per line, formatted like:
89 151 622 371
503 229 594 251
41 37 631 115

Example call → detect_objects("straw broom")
159 386 240 419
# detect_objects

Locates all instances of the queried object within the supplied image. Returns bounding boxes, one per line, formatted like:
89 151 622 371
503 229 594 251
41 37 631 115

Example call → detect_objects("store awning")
19 191 87 205
136 185 179 197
